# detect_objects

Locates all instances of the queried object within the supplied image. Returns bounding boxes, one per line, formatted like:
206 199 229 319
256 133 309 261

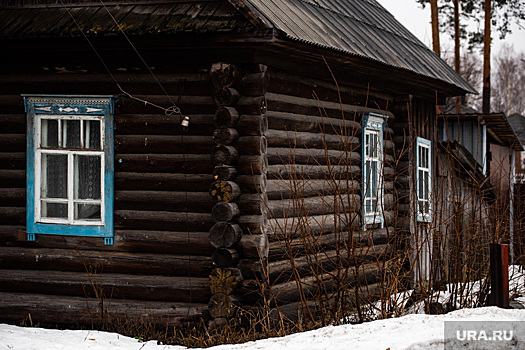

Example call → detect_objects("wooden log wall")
259 68 398 313
207 62 270 328
0 61 233 326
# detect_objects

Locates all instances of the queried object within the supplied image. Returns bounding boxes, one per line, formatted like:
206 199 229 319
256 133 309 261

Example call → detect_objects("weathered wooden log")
212 248 240 267
209 181 241 203
265 129 359 151
210 267 244 289
269 300 318 323
383 194 395 211
236 174 267 194
238 71 268 96
213 127 239 145
0 292 206 327
210 62 241 88
0 169 25 188
268 227 395 261
208 222 243 248
115 190 214 212
212 202 241 222
0 114 25 134
115 114 215 136
267 164 359 180
113 230 214 255
237 193 268 215
0 134 25 152
213 87 240 107
266 110 360 135
266 70 393 112
214 106 239 128
239 214 269 234
0 269 211 303
0 247 213 277
267 147 361 166
115 172 212 192
0 225 24 245
268 213 361 241
266 194 360 219
236 155 268 175
270 263 381 305
237 114 268 136
237 279 265 305
0 152 25 170
266 92 381 121
265 179 360 200
208 317 228 330
1 72 212 85
236 136 267 155
267 244 393 284
212 165 238 181
236 96 267 115
114 210 213 232
0 207 25 225
0 226 216 255
208 293 241 318
0 188 25 206
118 95 215 115
115 154 214 173
238 233 269 260
211 144 239 165
237 258 267 279
115 134 214 154
0 95 24 113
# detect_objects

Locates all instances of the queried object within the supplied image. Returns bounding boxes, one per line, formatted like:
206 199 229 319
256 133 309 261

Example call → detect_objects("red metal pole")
489 243 509 308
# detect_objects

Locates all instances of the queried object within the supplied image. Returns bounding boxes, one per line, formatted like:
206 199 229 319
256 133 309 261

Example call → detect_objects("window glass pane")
75 155 101 200
423 171 429 199
418 169 424 199
83 120 101 149
41 119 58 148
373 134 378 157
41 154 67 199
41 202 67 219
75 203 101 220
371 161 378 196
63 120 81 149
365 160 371 197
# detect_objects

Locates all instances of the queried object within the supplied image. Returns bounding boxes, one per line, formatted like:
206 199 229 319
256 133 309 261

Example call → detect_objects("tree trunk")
482 0 492 114
454 0 462 114
430 0 441 56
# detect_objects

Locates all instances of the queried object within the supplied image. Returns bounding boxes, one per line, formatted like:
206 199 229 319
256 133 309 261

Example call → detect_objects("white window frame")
35 114 105 226
416 137 432 222
362 113 386 227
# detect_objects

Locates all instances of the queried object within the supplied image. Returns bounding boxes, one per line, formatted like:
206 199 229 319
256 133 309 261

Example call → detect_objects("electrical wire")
59 0 195 317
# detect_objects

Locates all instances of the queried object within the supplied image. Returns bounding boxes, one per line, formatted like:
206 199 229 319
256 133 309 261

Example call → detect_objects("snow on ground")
2 266 525 350
1 307 525 350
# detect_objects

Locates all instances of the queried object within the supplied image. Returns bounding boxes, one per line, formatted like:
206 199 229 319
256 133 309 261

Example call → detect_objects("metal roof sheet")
0 0 474 94
239 0 475 94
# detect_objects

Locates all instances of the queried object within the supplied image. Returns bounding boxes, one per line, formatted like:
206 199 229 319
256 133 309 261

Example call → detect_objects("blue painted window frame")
362 113 388 227
24 95 115 238
416 137 432 222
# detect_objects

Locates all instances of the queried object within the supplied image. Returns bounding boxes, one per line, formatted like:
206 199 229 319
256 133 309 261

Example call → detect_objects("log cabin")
0 0 475 327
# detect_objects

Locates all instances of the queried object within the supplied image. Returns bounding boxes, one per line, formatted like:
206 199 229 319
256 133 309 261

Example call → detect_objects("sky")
376 0 525 57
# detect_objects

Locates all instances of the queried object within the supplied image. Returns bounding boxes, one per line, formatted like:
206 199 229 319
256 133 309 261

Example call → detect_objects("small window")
25 95 115 239
416 137 432 222
362 113 387 226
